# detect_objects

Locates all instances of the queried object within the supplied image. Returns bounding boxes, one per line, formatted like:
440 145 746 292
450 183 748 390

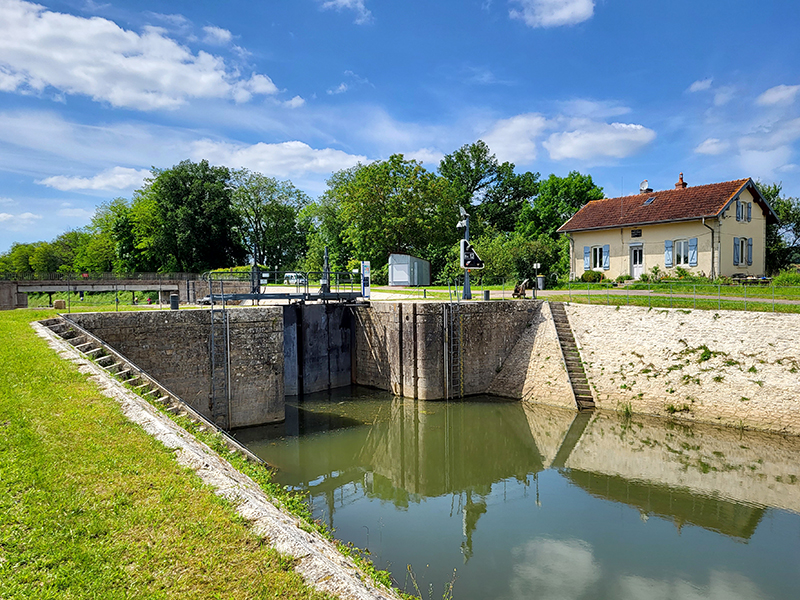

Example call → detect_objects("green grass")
548 291 800 314
26 291 162 308
0 307 338 599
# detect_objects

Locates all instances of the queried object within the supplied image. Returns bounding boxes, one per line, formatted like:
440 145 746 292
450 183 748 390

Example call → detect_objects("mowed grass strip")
0 309 332 600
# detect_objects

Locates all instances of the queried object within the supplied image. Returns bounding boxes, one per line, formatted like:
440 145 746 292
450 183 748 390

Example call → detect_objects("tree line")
2 141 798 283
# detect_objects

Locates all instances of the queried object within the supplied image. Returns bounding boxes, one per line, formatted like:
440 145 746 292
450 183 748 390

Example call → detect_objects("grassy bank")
0 307 334 599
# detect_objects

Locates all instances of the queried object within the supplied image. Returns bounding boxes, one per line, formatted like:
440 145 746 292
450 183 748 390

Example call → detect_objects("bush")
773 269 800 287
616 274 633 283
581 270 604 283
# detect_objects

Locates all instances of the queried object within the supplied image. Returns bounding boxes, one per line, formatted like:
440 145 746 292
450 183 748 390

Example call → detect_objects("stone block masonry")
566 304 800 435
352 301 573 401
69 308 284 428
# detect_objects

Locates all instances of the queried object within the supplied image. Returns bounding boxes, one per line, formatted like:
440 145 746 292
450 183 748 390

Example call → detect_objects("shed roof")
557 178 778 233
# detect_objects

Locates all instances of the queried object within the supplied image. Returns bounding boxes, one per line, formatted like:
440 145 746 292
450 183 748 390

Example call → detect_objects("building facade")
557 175 778 280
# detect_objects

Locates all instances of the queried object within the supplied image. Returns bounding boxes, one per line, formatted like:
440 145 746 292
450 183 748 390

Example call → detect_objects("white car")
283 272 307 285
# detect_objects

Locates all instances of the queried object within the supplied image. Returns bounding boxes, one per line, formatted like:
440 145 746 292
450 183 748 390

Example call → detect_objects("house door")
630 246 644 279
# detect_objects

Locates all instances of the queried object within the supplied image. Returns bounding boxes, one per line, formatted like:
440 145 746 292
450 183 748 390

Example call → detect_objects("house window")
674 239 689 265
740 238 746 265
592 246 604 269
733 237 753 266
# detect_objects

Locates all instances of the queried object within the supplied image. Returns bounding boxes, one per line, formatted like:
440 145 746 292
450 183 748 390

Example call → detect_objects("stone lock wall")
69 308 284 428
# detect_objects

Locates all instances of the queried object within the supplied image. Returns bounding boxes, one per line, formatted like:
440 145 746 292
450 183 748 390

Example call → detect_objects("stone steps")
550 302 595 411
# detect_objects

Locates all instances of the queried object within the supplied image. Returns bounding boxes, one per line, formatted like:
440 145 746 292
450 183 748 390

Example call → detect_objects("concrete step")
85 347 103 357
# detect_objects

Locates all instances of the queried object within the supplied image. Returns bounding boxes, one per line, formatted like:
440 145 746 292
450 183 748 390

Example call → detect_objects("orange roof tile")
557 178 776 233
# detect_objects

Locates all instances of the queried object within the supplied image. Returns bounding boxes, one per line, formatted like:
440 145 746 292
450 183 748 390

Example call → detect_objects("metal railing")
1 271 199 281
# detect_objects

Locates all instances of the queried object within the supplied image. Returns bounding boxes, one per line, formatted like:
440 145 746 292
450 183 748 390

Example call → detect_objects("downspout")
702 217 715 280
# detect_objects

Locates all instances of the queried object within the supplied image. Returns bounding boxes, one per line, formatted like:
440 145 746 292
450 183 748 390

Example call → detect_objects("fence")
0 272 199 281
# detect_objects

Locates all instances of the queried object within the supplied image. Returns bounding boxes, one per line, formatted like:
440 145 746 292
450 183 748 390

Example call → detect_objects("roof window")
643 196 656 206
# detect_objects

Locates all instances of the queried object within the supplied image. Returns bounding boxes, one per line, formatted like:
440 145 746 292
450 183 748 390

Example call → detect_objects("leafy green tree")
757 181 800 273
517 171 604 240
0 243 39 273
329 155 459 274
136 160 245 272
439 140 539 234
231 169 309 270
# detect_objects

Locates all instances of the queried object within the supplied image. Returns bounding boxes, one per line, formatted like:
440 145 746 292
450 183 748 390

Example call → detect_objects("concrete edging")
31 320 401 600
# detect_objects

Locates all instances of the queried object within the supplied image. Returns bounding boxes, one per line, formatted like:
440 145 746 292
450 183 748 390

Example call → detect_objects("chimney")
675 172 688 189
639 179 653 194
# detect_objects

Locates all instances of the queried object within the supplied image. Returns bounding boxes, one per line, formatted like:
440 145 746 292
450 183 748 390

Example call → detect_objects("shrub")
639 273 651 283
773 269 800 287
581 270 604 283
616 274 633 283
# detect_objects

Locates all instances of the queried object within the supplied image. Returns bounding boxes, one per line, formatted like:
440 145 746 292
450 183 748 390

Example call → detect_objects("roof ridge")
593 178 750 203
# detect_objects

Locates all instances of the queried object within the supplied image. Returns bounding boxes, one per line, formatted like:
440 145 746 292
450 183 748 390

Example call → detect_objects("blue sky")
1 0 799 252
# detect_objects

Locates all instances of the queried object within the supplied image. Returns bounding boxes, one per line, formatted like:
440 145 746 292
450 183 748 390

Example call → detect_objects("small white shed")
388 253 430 286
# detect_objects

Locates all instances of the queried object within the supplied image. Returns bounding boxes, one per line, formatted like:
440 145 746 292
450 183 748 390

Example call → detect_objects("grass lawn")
0 306 334 599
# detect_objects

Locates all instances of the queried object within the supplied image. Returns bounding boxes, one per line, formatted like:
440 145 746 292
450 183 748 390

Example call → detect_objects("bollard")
483 290 490 301
169 293 179 310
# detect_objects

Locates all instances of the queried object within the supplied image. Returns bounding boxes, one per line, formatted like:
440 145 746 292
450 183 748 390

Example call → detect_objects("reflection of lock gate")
443 303 464 399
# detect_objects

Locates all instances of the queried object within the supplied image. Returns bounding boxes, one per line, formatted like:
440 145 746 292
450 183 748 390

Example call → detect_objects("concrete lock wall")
0 282 27 310
351 301 570 401
69 308 284 428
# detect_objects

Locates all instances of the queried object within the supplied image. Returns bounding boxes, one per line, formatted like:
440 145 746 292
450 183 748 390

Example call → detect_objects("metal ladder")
444 302 464 399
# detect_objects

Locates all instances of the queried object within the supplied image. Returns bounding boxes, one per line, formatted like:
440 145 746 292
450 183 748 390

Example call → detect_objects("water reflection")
234 388 800 600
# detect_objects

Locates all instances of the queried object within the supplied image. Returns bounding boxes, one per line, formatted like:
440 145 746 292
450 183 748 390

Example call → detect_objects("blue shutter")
664 240 673 268
583 246 590 270
688 237 698 266
735 201 740 221
733 237 740 265
747 238 753 266
602 244 610 270
747 202 752 222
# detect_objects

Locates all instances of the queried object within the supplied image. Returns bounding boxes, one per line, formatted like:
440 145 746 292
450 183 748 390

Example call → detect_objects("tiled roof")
558 178 762 233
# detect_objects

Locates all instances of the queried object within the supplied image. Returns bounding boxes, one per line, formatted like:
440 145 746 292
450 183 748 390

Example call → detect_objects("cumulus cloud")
36 167 151 191
510 0 595 28
190 139 366 178
738 146 794 177
543 120 656 161
202 25 233 45
694 138 729 155
616 571 766 600
327 83 348 95
510 538 600 600
482 113 548 164
318 0 372 24
404 148 445 166
688 78 713 93
756 84 800 106
283 95 306 108
0 0 279 110
0 211 42 230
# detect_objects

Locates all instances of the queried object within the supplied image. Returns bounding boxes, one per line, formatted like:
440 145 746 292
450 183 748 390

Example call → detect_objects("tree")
439 140 539 235
231 170 309 270
757 182 800 274
136 160 245 272
329 155 459 273
516 171 604 240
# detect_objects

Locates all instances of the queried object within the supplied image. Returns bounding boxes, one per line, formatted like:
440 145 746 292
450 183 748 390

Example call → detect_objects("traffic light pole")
462 214 471 300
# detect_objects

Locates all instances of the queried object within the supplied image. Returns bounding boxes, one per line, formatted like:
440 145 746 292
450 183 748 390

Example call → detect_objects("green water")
235 387 800 599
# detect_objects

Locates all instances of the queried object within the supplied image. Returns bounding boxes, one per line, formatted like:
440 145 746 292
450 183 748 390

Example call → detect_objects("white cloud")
511 538 599 600
58 208 95 219
318 0 372 24
327 83 349 95
617 571 766 600
756 84 800 106
202 25 232 45
713 86 735 106
738 146 793 177
510 0 595 28
0 197 14 205
544 120 656 161
0 211 42 231
404 148 444 166
283 95 306 109
688 78 713 93
694 138 729 155
36 167 151 191
190 139 366 178
482 113 548 164
0 0 278 110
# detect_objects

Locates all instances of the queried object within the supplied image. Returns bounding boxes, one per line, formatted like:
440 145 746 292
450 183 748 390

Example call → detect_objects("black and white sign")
460 240 485 269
